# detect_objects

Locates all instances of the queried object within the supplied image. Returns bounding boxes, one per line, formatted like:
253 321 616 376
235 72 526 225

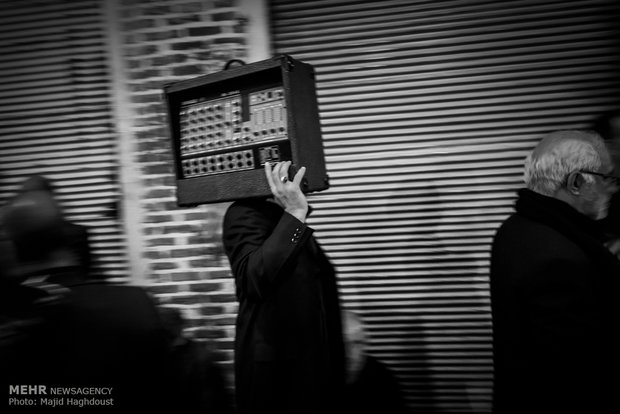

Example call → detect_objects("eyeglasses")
579 170 620 186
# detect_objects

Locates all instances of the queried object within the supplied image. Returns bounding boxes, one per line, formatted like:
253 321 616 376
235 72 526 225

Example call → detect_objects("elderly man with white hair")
490 130 620 414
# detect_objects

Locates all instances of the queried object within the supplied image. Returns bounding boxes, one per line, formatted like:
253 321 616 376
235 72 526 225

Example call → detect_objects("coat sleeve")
222 201 314 301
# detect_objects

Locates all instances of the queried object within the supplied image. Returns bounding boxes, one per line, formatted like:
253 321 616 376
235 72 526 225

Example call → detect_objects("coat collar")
515 188 605 243
515 188 620 272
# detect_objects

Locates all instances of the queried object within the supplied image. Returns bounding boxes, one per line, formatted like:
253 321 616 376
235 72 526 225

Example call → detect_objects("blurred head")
342 310 367 383
524 130 618 220
1 189 68 268
593 109 620 168
19 174 55 194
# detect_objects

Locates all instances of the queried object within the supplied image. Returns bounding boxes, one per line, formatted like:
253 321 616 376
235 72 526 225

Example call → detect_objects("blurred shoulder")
495 212 576 251
224 198 282 223
69 282 157 305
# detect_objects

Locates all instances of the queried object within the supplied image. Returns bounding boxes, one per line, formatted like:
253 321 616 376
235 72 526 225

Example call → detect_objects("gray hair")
524 130 607 196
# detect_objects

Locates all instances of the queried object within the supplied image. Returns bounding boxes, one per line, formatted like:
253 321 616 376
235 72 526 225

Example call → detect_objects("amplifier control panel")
179 86 289 178
164 54 328 205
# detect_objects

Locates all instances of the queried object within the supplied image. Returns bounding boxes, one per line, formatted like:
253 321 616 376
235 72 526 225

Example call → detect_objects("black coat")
340 356 409 414
1 281 176 411
490 189 620 414
56 283 172 407
601 190 620 237
222 199 345 414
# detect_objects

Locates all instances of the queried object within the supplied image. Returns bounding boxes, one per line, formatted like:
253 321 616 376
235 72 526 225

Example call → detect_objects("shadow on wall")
349 179 492 413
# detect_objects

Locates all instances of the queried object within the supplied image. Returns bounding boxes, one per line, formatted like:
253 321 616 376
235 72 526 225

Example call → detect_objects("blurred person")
159 307 234 414
6 174 92 280
490 130 620 414
0 229 68 393
340 310 409 414
222 161 345 414
593 109 620 165
593 109 620 239
0 231 20 285
0 186 177 411
0 188 82 402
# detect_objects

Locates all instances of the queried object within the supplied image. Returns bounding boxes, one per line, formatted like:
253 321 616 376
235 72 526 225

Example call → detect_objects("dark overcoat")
1 281 175 411
490 189 620 414
222 199 345 414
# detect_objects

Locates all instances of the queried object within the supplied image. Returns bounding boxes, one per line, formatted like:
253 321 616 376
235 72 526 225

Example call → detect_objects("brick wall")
112 0 252 389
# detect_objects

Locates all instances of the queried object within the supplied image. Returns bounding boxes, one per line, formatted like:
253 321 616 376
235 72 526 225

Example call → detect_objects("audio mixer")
178 86 288 178
164 55 328 206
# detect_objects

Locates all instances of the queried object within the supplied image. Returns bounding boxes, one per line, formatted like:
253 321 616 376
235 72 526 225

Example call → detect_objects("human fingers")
264 161 276 191
292 166 306 187
274 161 291 186
267 161 288 197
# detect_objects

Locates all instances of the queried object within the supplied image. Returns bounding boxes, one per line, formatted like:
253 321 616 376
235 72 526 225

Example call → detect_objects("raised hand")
265 161 308 222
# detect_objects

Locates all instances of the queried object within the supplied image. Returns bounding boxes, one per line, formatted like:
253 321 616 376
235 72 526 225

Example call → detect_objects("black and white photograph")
1 1 619 413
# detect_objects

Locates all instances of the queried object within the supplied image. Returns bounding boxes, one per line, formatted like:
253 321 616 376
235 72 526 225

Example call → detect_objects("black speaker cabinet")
163 54 329 206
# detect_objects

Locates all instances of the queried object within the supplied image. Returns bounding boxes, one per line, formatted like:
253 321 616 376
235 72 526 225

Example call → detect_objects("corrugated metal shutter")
269 0 620 412
0 0 130 281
